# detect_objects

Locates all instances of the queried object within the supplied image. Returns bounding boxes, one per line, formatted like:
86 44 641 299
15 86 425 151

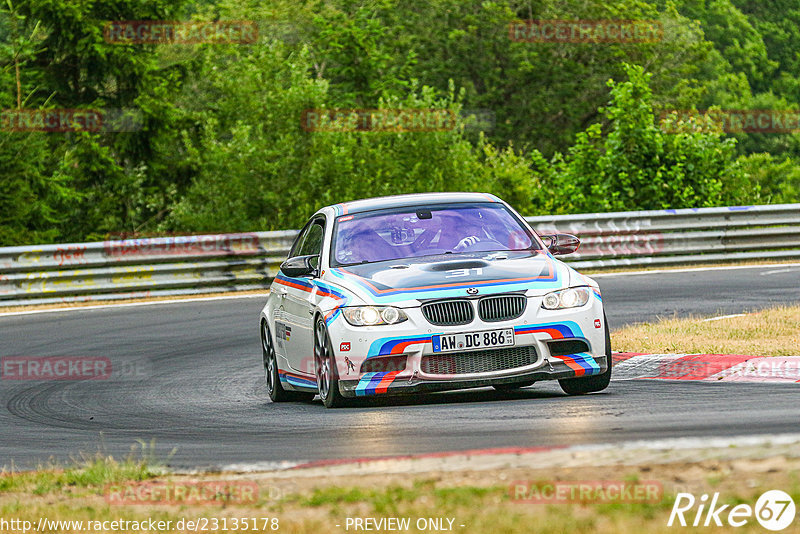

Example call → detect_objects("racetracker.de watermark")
0 108 143 132
510 480 663 503
301 108 457 133
103 233 261 258
660 109 800 134
103 21 257 44
509 19 663 43
1 357 111 381
1 356 152 382
105 480 263 505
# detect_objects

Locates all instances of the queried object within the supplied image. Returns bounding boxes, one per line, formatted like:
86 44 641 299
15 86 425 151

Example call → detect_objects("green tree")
543 64 747 212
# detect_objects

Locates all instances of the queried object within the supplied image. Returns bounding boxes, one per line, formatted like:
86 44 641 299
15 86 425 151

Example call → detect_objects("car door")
282 217 326 374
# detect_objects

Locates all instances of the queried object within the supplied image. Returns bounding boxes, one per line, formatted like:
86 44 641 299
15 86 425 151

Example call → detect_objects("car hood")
325 250 571 306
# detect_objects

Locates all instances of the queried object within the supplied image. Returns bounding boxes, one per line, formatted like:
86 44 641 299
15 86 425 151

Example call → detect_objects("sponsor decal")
344 357 355 375
595 319 602 328
340 342 351 352
275 322 290 349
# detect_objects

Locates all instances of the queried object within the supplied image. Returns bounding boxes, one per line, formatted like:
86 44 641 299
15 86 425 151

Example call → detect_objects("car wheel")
558 313 612 395
261 320 314 403
314 318 348 408
493 380 536 391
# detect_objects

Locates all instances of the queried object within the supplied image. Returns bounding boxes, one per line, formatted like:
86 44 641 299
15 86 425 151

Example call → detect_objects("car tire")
493 380 536 391
261 320 315 403
314 318 349 408
558 313 612 395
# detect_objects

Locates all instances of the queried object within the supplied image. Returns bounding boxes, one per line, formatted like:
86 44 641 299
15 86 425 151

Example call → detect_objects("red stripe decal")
335 260 555 294
553 355 585 376
391 339 429 354
374 371 401 394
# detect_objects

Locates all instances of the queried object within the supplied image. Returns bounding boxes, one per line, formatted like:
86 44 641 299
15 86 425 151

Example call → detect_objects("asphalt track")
1 264 799 470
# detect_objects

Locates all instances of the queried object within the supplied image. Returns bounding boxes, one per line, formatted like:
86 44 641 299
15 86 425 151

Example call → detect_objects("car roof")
329 192 502 216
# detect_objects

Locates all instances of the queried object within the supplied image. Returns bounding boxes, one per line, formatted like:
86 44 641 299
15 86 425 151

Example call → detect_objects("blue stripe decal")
355 372 378 395
364 373 386 395
274 274 348 300
274 274 350 326
327 264 561 302
514 321 584 338
569 352 601 375
281 372 318 390
367 335 432 357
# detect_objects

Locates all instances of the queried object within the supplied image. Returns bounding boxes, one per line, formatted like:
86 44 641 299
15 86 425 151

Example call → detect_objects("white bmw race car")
259 193 611 407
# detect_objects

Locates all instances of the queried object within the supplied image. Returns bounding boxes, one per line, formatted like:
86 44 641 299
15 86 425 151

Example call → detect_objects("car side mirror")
540 233 580 255
279 255 319 277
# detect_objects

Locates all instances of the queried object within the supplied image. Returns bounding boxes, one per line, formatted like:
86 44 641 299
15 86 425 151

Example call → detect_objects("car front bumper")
337 353 608 397
328 292 608 397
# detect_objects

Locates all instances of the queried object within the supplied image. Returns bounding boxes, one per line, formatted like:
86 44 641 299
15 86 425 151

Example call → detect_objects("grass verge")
611 305 800 356
2 455 799 533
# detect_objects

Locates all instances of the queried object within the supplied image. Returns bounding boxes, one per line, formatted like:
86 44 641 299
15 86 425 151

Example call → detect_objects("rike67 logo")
669 490 796 531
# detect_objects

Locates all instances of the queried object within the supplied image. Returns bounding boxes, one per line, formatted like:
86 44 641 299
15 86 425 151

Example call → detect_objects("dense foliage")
0 0 798 244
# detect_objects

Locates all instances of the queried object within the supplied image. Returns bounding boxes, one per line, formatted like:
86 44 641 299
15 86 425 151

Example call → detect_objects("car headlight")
342 306 408 326
541 287 591 310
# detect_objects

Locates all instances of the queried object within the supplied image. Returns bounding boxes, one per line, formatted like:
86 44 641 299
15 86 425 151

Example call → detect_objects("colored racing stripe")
273 274 350 325
552 352 601 377
374 371 401 393
328 257 558 299
368 335 432 357
514 321 583 339
278 369 317 389
355 371 402 395
366 322 584 358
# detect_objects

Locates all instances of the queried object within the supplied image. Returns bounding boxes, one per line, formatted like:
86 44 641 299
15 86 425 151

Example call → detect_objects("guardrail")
0 232 298 306
527 203 800 269
0 203 798 306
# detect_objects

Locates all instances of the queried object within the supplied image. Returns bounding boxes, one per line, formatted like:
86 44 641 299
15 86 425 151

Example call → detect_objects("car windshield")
331 202 539 266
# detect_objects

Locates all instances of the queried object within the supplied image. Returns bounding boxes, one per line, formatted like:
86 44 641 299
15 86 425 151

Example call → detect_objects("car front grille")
421 345 538 375
477 295 526 322
421 299 474 326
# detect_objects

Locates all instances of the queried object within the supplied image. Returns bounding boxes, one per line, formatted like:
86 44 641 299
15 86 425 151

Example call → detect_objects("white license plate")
432 328 515 353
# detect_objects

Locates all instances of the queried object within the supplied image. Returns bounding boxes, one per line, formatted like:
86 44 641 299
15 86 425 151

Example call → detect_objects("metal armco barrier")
526 203 800 269
0 203 798 306
0 232 298 306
